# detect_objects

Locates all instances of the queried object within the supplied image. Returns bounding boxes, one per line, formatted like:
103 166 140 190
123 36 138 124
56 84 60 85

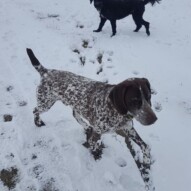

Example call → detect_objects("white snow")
0 0 191 190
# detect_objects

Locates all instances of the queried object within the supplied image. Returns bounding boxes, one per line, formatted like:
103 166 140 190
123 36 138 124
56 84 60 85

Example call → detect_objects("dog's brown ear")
140 78 152 105
141 78 151 93
109 83 128 115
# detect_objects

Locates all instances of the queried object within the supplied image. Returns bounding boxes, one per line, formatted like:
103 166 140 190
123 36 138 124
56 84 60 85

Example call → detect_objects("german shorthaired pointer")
27 48 157 190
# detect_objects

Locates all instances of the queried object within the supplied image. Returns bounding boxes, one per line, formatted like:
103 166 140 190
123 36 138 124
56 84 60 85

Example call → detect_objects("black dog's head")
109 78 157 126
90 0 104 11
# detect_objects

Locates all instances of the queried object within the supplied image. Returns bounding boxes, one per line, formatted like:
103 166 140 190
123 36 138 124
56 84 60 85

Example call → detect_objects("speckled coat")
27 48 155 190
37 70 132 134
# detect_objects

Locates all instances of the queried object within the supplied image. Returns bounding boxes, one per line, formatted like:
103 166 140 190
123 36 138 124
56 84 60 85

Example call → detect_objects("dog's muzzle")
133 98 157 126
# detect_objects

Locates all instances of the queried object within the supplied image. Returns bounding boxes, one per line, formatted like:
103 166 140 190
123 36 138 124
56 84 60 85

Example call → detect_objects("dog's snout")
134 99 157 126
142 112 157 126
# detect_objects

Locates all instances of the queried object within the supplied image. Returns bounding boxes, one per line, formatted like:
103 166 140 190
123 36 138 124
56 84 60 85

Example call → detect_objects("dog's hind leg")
142 19 150 36
116 128 154 191
132 6 150 36
93 16 107 33
132 13 142 32
33 87 56 127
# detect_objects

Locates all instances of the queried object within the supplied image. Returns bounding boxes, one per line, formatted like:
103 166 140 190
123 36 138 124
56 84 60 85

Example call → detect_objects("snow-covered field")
0 0 191 190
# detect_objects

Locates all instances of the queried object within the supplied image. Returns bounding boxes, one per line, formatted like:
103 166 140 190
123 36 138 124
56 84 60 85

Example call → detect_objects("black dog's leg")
132 5 150 36
110 19 117 37
93 16 107 33
73 110 104 160
116 128 154 191
142 19 150 36
132 13 142 33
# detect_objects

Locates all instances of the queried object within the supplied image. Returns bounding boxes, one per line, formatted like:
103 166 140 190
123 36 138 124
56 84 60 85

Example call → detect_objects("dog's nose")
142 112 157 126
134 100 157 126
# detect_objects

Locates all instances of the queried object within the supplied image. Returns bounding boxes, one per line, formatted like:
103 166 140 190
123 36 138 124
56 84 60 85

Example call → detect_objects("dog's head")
90 0 104 11
109 78 157 126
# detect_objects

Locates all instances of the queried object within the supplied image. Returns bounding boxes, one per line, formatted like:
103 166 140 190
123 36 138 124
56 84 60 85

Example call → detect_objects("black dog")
90 0 161 36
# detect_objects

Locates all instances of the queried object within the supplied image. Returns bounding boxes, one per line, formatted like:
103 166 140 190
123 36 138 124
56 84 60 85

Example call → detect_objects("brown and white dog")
27 48 157 190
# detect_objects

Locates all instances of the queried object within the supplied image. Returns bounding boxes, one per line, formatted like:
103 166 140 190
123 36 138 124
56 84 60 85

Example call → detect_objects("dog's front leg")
73 110 90 129
73 110 91 147
86 130 104 160
73 110 104 160
110 19 117 37
93 16 107 33
127 127 152 166
116 128 154 191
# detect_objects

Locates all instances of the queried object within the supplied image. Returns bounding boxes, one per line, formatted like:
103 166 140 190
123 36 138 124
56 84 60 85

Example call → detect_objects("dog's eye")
130 98 142 108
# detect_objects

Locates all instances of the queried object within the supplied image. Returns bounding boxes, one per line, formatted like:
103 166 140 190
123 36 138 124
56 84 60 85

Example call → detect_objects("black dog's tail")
26 48 48 76
144 0 161 6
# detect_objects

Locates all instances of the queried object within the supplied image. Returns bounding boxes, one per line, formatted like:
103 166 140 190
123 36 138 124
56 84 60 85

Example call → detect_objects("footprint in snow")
41 178 58 191
154 102 162 112
6 85 14 92
115 158 127 167
151 87 157 95
104 171 117 185
132 70 139 75
30 165 44 179
179 101 191 114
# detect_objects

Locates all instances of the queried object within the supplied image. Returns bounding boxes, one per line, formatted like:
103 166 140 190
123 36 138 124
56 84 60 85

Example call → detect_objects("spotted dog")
27 48 157 190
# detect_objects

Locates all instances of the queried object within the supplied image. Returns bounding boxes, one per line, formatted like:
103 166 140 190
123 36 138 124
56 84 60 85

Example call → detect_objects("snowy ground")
0 0 191 190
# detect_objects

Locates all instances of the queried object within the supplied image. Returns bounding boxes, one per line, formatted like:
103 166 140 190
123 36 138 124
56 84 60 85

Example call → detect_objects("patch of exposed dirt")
0 167 19 190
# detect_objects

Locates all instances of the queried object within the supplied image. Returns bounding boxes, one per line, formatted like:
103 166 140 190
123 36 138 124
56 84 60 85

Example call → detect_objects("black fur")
90 0 161 36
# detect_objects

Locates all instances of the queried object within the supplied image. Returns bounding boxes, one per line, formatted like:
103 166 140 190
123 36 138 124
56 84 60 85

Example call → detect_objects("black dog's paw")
110 33 116 37
146 30 150 36
93 29 102 33
134 29 139 32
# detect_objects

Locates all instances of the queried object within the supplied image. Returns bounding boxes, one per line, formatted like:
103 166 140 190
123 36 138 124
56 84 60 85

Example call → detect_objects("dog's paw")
146 30 150 36
82 141 90 149
91 148 103 160
93 29 101 33
110 33 116 37
91 142 105 160
35 120 45 127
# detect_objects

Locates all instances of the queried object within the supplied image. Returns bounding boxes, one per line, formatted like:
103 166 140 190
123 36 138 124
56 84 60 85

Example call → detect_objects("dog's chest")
75 86 132 133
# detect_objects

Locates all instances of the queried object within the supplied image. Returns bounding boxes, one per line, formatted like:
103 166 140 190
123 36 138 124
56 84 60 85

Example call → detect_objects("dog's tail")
26 48 48 76
143 0 161 6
